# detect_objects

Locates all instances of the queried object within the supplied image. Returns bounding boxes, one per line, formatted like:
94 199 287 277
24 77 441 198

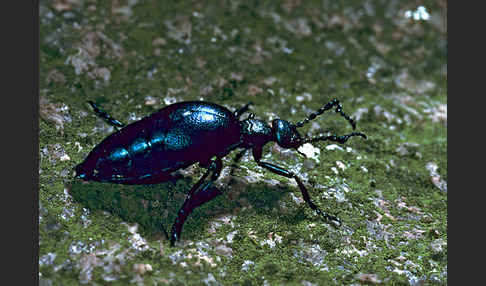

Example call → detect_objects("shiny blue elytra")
75 99 366 246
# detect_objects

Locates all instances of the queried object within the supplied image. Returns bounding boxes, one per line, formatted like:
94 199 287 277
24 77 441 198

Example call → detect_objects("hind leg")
170 158 223 246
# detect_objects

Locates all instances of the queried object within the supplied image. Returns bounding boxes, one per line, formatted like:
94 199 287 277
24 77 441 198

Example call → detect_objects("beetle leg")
234 102 253 119
88 101 126 129
252 147 341 226
170 158 223 246
229 149 247 176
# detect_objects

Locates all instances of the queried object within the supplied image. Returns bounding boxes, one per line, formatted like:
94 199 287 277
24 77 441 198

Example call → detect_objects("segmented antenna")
303 132 367 144
294 98 357 130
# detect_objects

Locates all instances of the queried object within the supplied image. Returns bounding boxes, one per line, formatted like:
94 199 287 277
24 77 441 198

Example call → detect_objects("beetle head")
272 99 367 151
272 119 303 149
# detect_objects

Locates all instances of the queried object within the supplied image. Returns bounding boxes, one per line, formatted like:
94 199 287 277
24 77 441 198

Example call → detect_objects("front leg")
252 147 341 226
234 101 253 119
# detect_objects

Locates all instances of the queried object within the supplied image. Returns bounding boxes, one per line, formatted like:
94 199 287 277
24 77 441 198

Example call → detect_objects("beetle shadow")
69 174 311 242
69 175 193 239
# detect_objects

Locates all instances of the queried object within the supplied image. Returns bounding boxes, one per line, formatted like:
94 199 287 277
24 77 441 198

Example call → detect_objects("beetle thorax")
239 118 273 147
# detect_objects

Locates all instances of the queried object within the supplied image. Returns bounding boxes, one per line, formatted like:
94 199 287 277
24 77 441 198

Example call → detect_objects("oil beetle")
75 99 366 246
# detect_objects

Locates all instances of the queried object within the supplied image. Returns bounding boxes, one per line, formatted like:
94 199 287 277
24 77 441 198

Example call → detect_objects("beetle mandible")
75 99 366 246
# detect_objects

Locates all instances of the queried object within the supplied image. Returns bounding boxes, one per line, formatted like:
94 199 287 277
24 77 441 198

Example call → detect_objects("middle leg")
229 149 247 177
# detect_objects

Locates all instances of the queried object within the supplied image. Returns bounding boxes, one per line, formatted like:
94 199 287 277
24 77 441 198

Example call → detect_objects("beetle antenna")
303 132 367 145
295 98 357 130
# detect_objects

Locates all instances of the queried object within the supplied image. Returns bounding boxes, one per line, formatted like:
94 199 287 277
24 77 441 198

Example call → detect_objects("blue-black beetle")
75 99 366 246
